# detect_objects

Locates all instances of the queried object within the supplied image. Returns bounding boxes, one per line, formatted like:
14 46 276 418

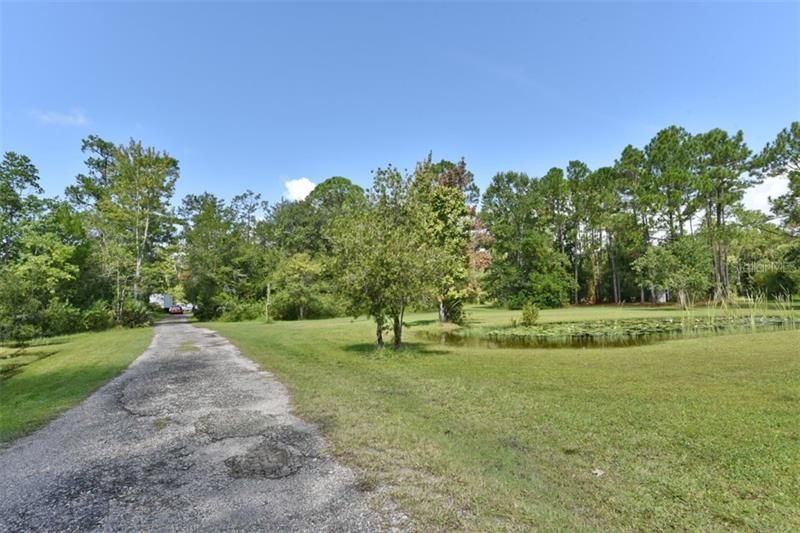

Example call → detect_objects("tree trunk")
264 283 271 322
678 288 688 310
573 253 579 305
392 315 402 348
133 257 141 300
608 239 620 304
375 318 384 347
589 231 600 304
438 297 446 322
133 213 150 300
115 269 122 322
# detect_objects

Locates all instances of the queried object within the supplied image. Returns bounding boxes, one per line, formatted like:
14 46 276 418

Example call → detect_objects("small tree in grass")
271 252 323 320
331 165 442 348
520 302 539 326
633 236 712 309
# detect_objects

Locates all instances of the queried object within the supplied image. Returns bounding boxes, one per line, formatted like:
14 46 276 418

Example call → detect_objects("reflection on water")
415 318 799 350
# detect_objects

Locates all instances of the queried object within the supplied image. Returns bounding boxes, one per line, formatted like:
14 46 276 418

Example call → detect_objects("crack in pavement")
0 317 381 532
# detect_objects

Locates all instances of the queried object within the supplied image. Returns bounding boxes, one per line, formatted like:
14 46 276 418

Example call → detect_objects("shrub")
192 300 220 321
118 299 153 328
82 300 115 331
753 270 799 298
220 300 264 322
442 296 466 325
11 323 42 344
520 302 540 326
42 299 82 336
271 291 343 320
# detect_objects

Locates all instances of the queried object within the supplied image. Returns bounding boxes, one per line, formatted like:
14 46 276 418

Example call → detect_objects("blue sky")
2 2 798 211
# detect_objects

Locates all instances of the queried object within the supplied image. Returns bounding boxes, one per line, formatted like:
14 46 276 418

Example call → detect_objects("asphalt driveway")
0 318 379 531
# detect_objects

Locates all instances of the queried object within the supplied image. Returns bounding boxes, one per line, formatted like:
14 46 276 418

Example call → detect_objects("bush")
42 299 82 336
271 292 343 320
520 302 540 326
192 299 220 321
118 299 153 328
220 300 264 322
82 300 115 331
10 323 42 344
442 296 466 325
753 270 799 298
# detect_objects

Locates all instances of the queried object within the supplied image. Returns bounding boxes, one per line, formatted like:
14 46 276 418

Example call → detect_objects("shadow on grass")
343 342 448 358
1 338 68 350
0 350 59 381
0 360 135 442
405 319 439 327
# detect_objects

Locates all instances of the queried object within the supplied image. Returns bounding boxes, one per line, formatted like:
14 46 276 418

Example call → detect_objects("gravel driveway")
0 318 380 531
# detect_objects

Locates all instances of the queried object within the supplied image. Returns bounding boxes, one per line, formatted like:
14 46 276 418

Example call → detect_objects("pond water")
415 317 800 350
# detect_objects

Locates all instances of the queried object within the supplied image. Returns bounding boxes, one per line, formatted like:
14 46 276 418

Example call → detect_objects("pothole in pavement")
223 426 318 479
225 445 300 479
195 410 280 440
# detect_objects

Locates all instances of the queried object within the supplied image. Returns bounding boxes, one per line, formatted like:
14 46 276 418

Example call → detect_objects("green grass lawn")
205 306 800 530
0 327 153 443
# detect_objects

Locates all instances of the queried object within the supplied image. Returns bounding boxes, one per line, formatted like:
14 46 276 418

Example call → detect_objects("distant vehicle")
168 305 183 315
149 293 174 311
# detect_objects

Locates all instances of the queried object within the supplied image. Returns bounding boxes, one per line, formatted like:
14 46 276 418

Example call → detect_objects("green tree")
757 122 800 234
0 152 44 264
482 171 574 308
615 145 657 303
414 154 474 323
331 165 442 347
67 137 180 314
693 129 756 300
272 253 324 320
65 135 116 207
566 160 592 304
645 126 697 239
180 193 238 320
305 176 366 255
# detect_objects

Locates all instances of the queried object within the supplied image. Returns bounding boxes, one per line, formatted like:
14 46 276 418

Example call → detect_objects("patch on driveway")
0 317 381 531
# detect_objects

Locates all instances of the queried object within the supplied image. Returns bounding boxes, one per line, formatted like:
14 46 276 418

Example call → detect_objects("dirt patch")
224 425 318 479
225 443 302 479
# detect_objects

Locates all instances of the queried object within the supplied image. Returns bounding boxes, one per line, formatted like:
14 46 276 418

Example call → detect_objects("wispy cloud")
284 177 316 201
31 108 89 126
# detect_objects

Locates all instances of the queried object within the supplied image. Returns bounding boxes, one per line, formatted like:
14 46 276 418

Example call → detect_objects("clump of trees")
480 123 799 309
2 122 798 346
0 137 180 342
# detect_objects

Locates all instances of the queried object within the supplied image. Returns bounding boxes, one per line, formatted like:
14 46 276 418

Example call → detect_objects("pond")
414 316 800 349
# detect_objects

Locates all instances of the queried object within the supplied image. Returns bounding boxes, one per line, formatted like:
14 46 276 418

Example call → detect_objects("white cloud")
743 175 789 215
284 177 316 201
32 108 89 126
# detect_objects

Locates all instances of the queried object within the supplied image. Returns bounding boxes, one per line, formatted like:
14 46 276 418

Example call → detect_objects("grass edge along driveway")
1 327 154 443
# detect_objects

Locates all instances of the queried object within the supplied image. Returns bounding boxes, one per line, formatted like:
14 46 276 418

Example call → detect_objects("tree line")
1 122 797 345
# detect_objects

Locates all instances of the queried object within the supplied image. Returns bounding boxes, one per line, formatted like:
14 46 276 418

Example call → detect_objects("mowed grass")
206 306 800 531
0 327 153 443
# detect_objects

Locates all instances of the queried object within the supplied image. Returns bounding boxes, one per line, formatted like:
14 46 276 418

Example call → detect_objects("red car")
168 305 183 314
